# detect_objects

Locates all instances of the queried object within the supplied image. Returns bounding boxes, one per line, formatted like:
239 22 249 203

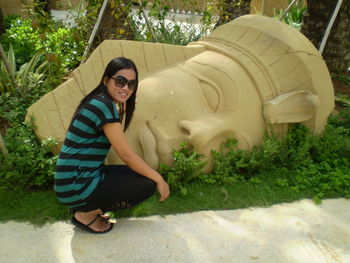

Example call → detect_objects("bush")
0 91 58 191
1 16 85 84
159 142 206 195
130 0 216 45
276 0 307 31
160 108 350 200
1 16 39 67
35 26 85 75
0 45 49 97
0 13 85 191
0 120 57 191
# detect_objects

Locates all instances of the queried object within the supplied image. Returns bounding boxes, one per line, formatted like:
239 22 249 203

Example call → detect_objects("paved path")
1 199 349 263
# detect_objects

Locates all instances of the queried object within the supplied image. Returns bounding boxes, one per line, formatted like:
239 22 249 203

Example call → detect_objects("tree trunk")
0 8 4 35
34 0 51 17
0 133 8 157
215 0 252 28
93 0 134 48
302 1 350 73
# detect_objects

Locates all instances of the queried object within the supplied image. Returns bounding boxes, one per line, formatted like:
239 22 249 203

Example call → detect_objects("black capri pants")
75 165 157 213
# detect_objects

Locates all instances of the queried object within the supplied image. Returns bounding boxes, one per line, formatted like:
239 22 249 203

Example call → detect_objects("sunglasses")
110 75 138 91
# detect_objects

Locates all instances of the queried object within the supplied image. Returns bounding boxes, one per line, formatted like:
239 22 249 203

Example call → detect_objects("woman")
54 57 170 234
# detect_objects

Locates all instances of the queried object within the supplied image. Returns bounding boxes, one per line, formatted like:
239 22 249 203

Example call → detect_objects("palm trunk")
0 133 8 157
34 0 51 17
215 0 252 28
0 8 4 35
302 1 350 73
93 0 134 48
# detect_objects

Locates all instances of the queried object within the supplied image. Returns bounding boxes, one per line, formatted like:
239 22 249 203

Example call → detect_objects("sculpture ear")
263 90 320 124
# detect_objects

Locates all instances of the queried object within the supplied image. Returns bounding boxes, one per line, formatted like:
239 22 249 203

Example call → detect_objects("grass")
0 171 324 226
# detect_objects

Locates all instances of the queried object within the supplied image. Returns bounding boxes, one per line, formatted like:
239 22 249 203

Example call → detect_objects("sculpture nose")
179 116 234 153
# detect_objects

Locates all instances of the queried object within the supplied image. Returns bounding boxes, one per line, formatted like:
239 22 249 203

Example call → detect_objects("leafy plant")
1 16 39 66
0 45 48 97
276 0 307 31
1 14 86 85
130 0 215 45
0 44 17 96
332 72 350 85
160 114 350 201
0 119 58 191
35 26 85 75
159 142 206 195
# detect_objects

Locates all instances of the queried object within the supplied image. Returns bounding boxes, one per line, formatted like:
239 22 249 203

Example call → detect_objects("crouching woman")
54 57 170 234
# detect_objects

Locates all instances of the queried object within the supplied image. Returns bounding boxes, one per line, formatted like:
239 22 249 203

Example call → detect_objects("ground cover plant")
0 174 314 225
160 119 350 204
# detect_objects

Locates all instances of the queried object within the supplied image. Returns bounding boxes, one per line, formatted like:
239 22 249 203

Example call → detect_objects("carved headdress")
191 15 334 134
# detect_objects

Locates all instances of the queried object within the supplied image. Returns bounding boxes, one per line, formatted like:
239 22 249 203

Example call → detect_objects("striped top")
54 95 120 208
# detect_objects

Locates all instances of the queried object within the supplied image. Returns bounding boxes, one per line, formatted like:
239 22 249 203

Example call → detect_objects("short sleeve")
80 97 120 131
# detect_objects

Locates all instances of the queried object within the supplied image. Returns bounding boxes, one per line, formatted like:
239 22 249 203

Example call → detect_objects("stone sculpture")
27 15 335 170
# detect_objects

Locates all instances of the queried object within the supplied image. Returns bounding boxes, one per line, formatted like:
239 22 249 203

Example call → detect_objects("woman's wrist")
152 172 164 184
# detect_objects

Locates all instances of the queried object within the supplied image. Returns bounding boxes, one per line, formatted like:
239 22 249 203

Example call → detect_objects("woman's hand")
156 179 170 202
103 122 171 201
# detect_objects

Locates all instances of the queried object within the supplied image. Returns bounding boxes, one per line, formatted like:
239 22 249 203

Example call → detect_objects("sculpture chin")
139 121 172 169
139 123 159 169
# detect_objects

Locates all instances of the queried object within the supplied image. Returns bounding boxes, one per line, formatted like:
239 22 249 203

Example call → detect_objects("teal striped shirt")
54 95 120 208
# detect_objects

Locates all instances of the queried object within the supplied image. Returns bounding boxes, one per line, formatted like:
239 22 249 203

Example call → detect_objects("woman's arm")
103 122 170 201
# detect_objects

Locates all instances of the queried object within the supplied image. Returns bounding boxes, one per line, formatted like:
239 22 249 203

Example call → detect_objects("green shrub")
1 16 85 84
0 119 57 191
0 45 49 97
276 0 307 31
0 81 58 191
330 106 350 132
160 109 350 200
35 26 85 75
159 142 206 195
0 12 85 190
1 16 39 66
130 0 215 45
0 93 31 126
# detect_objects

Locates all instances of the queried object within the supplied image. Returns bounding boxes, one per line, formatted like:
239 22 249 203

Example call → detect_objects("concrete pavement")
1 198 349 263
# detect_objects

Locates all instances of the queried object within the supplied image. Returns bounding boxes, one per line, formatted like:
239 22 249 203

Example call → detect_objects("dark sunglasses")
110 75 137 91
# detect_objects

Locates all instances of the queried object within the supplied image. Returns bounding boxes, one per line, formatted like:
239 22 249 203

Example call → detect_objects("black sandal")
71 214 114 234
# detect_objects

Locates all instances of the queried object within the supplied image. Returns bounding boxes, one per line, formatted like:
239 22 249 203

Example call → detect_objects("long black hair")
74 57 139 131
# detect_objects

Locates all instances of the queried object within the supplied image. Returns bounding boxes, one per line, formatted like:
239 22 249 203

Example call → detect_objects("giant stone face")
27 15 334 171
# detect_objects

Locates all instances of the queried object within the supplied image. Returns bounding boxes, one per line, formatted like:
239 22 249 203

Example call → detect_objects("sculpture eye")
199 80 220 112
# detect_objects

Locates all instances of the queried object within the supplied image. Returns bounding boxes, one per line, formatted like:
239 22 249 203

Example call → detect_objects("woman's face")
105 68 136 104
121 51 266 169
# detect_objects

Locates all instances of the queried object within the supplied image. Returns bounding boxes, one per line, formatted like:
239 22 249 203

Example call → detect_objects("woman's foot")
73 209 113 233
